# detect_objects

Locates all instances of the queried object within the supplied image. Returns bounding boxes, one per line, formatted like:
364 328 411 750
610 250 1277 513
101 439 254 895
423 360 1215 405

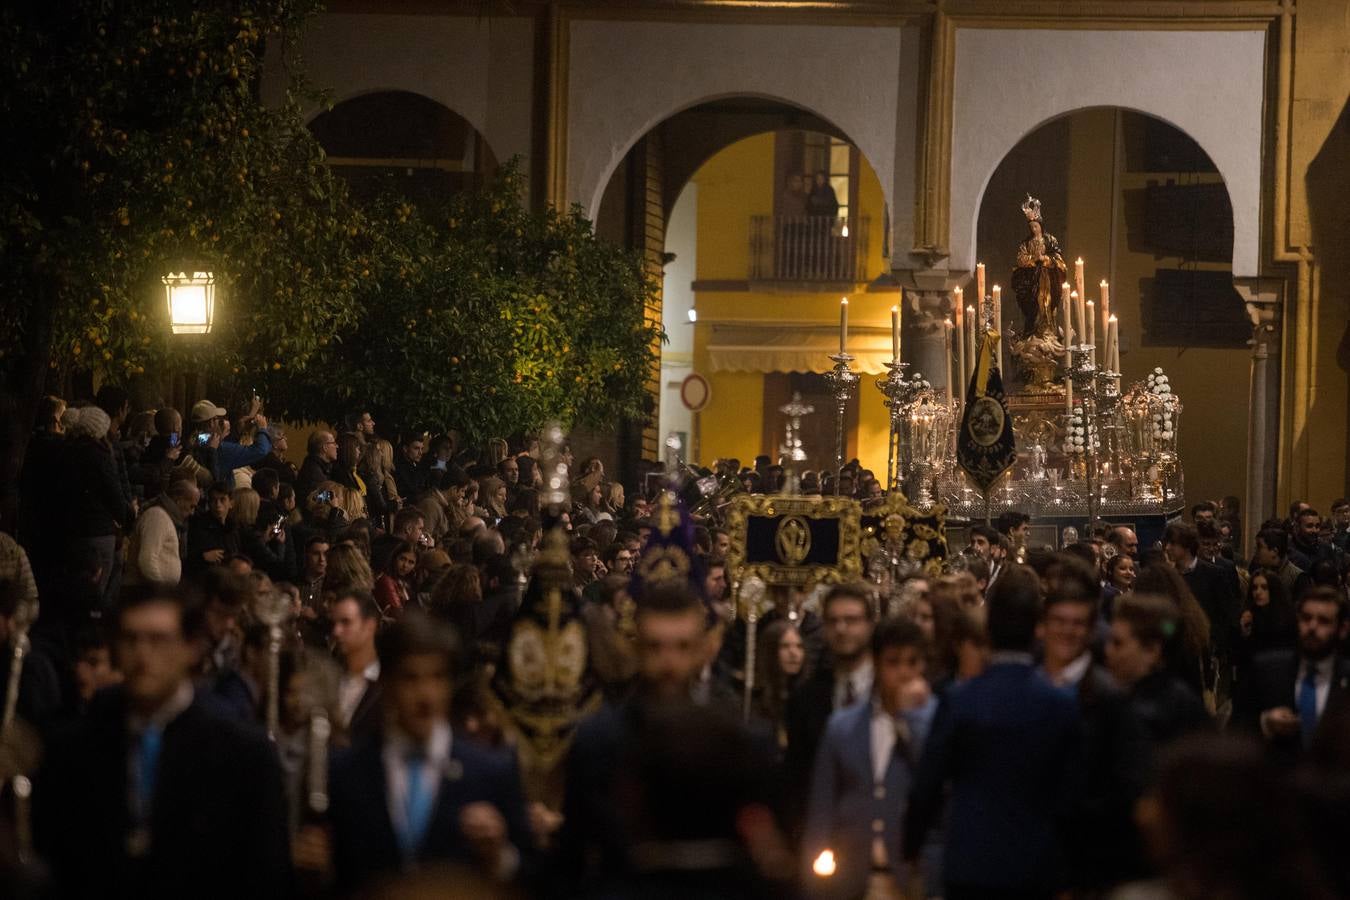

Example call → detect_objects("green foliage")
259 166 665 443
0 1 362 385
0 2 662 445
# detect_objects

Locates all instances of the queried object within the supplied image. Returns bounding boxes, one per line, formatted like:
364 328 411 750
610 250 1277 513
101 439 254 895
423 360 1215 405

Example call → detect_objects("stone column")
902 290 954 391
1235 278 1282 557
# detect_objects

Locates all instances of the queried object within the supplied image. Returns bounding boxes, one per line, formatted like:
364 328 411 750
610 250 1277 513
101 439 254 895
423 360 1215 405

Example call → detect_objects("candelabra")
825 352 859 495
875 360 914 491
1067 343 1102 530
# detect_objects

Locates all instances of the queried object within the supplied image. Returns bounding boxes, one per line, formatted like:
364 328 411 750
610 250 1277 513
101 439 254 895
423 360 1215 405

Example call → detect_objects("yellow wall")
689 131 895 476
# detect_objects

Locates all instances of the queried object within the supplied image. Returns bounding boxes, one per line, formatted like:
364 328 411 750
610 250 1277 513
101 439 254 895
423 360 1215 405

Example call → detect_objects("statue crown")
1021 194 1042 222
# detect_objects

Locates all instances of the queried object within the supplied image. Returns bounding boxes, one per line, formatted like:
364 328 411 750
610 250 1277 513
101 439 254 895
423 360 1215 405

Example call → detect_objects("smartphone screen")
195 432 210 445
168 432 180 448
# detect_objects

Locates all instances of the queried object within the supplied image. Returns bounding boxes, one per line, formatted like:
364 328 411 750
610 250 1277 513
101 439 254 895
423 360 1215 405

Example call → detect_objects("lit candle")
966 304 977 385
991 284 1003 372
891 304 901 362
954 291 967 400
976 263 986 315
944 318 955 405
1071 290 1084 347
1065 375 1074 415
1085 299 1096 347
839 297 849 354
1100 279 1110 344
1106 314 1119 374
1074 258 1085 305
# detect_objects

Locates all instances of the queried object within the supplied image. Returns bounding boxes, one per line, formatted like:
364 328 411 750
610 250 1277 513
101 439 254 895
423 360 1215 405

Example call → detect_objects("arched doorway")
308 90 497 203
976 107 1246 515
588 98 893 483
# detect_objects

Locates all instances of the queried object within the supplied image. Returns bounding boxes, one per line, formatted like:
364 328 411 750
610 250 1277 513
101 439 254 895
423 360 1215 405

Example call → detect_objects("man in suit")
803 616 938 899
34 589 290 898
556 579 782 896
1234 586 1350 766
904 565 1080 899
1037 554 1138 890
307 610 532 893
784 584 877 808
332 588 382 741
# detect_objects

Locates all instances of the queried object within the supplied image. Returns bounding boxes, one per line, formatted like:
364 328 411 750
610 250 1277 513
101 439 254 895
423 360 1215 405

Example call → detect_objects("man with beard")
1235 586 1350 766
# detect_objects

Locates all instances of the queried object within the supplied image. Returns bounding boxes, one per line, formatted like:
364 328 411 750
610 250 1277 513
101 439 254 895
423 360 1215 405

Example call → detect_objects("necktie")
137 726 163 819
1299 668 1319 748
400 752 437 857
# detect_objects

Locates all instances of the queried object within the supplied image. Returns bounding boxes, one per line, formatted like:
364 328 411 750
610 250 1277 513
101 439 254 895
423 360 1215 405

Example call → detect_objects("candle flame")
1109 314 1118 322
1100 279 1109 287
813 850 837 877
840 297 848 306
1070 290 1079 298
1076 257 1084 264
891 304 899 313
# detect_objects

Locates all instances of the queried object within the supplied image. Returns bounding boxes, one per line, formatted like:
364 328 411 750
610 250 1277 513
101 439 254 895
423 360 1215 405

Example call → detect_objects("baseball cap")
191 399 228 422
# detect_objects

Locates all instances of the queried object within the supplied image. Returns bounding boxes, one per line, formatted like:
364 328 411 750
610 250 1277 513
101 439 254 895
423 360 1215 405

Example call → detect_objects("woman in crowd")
479 475 508 523
428 563 485 662
333 433 367 508
1106 592 1210 794
374 539 418 618
324 542 374 596
752 620 810 751
1236 568 1296 677
355 433 391 531
230 487 290 580
1134 562 1211 698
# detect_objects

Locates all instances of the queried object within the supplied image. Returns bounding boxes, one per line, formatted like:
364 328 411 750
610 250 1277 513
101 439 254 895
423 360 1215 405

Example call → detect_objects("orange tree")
256 166 665 445
0 1 362 525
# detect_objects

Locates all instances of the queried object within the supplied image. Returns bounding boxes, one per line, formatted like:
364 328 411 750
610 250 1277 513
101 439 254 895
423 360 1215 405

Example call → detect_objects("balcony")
749 215 871 284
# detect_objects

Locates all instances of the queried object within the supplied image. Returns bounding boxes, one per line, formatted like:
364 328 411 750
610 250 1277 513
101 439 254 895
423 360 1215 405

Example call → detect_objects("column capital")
1232 276 1283 337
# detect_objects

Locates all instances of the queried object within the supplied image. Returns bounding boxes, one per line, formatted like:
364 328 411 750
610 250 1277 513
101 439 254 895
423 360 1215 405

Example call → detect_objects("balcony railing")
750 215 870 283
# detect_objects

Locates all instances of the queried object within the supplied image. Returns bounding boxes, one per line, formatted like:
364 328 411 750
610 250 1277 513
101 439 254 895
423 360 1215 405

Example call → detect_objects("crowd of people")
3 388 1350 899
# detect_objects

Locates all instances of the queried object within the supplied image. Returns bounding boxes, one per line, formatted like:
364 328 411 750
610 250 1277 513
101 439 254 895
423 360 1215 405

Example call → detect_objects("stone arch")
306 87 496 163
565 18 903 222
949 27 1265 276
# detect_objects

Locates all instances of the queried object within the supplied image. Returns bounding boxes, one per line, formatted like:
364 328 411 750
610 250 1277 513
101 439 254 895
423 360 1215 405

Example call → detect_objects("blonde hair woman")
230 487 261 530
324 542 374 594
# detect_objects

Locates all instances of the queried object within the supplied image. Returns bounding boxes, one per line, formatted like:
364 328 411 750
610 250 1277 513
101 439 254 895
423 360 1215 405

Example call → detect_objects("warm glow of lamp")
162 269 216 335
813 849 837 877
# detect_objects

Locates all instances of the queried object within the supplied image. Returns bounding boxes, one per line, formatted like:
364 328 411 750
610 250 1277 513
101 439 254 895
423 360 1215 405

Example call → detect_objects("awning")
706 324 893 375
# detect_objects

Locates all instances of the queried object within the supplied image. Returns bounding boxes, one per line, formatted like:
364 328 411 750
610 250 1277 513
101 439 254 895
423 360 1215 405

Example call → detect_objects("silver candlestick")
876 360 911 492
825 352 859 494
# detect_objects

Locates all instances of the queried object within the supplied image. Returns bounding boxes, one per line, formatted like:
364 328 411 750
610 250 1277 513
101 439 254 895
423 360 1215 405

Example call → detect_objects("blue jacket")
213 431 272 483
904 659 1081 893
803 695 937 899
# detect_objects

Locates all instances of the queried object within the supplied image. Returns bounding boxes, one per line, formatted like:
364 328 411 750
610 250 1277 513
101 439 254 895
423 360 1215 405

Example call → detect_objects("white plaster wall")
950 28 1266 276
568 20 903 221
658 184 698 452
262 14 535 168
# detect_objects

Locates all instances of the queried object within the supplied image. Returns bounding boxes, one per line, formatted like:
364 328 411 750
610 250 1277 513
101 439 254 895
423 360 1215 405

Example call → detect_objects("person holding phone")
189 398 272 486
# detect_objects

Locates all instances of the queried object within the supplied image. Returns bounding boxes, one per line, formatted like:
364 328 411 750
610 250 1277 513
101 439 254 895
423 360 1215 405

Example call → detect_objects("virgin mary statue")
1009 195 1067 389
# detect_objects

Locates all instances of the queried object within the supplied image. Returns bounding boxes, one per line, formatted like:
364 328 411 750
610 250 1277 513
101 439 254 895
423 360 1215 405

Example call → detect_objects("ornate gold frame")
724 494 863 590
860 493 949 577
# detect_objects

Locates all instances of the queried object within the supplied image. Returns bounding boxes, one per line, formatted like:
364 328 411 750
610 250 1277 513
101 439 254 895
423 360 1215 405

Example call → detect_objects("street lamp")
162 269 216 334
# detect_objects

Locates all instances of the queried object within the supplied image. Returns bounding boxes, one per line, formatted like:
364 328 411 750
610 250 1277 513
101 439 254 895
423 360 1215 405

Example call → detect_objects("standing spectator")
904 565 1081 899
60 406 134 600
34 590 291 898
184 482 239 580
295 430 336 502
254 425 298 485
1252 527 1307 598
188 398 272 485
125 478 200 589
374 539 418 618
18 394 68 590
395 432 430 501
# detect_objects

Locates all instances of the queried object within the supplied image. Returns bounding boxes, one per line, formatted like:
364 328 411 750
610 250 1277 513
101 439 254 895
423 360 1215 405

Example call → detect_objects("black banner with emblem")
958 330 1017 492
